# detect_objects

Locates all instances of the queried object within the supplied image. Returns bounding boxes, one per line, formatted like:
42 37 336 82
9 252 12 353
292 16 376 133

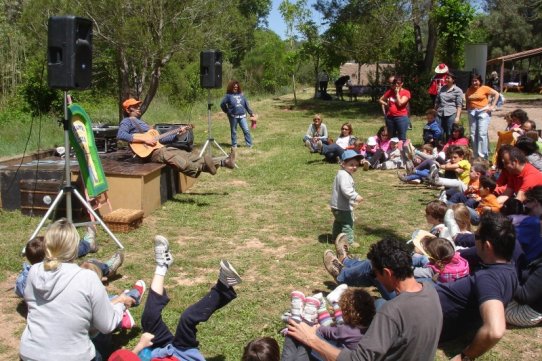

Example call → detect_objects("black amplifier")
154 123 194 152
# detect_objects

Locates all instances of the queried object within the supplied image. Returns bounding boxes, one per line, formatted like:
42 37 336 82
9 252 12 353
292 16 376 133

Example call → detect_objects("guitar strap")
129 117 145 134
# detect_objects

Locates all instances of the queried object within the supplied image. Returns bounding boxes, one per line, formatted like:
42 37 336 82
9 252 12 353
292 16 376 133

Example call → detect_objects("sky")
266 0 326 39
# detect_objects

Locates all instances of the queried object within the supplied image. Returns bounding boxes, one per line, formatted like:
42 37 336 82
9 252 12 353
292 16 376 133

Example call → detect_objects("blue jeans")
468 110 490 159
228 116 252 147
438 113 456 141
321 143 345 162
336 258 396 300
386 115 409 141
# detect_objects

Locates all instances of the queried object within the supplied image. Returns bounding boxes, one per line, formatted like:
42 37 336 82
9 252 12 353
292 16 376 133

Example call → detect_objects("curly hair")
226 80 242 94
367 238 414 280
339 287 376 328
242 337 280 361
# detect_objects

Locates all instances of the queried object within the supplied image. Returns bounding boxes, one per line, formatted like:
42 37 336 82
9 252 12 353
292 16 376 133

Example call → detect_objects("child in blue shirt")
423 109 443 147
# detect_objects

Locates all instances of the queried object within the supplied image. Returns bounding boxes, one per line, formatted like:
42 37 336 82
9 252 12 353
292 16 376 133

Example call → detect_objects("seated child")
411 234 470 283
15 236 124 298
422 109 443 148
281 286 375 361
135 235 242 361
424 200 452 241
446 163 487 206
379 137 404 170
501 198 542 263
470 176 501 225
429 146 471 194
445 204 475 248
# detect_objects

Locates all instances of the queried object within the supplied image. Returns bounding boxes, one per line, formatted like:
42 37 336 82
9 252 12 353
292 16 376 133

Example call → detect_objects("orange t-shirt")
465 85 493 109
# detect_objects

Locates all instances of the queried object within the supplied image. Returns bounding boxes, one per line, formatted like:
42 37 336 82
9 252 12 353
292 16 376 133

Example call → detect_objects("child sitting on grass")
470 176 501 224
411 234 470 283
428 146 471 194
330 150 364 248
422 109 443 148
446 163 487 206
281 286 375 361
16 237 124 298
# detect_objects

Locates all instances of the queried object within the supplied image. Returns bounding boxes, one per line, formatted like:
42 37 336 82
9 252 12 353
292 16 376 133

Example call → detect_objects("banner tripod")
27 91 123 249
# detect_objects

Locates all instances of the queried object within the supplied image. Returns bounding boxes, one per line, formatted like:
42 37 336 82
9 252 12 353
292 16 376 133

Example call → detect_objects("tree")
279 0 310 105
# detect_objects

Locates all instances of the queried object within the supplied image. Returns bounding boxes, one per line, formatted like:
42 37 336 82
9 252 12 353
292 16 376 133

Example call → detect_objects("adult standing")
335 75 350 101
428 63 449 105
19 218 134 360
319 70 329 94
220 80 256 149
379 76 411 141
465 74 499 159
287 238 442 361
435 72 464 142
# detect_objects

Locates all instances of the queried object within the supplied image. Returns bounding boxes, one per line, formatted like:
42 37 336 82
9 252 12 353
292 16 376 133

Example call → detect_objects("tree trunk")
423 0 438 73
292 73 297 105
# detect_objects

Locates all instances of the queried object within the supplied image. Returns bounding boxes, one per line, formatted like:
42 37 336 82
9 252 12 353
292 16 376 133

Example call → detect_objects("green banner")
68 103 108 198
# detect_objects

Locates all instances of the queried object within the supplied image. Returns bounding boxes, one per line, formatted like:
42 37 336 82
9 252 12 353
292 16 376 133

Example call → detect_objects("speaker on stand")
198 50 230 161
27 16 123 250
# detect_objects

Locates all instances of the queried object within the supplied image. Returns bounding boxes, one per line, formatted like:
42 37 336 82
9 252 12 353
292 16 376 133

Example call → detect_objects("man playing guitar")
117 98 235 178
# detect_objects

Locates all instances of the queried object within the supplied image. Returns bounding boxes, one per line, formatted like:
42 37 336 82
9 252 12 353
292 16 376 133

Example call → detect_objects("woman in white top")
321 122 356 162
19 218 134 361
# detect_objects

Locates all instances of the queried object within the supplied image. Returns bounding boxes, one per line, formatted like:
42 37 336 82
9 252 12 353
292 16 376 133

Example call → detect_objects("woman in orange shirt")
465 74 499 159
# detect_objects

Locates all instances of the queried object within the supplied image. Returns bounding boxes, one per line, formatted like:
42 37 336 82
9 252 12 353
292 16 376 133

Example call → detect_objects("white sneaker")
154 235 173 267
219 260 242 287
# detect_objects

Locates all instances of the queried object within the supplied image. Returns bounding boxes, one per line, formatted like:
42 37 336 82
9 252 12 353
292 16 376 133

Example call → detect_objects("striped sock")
332 302 344 325
290 291 305 322
312 293 333 327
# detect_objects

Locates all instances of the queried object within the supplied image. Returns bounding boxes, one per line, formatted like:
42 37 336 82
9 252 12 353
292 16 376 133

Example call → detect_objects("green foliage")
434 0 475 68
239 30 289 93
19 58 62 116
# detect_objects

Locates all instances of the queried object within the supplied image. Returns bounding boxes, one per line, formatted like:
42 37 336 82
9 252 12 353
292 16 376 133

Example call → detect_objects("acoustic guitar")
130 124 193 158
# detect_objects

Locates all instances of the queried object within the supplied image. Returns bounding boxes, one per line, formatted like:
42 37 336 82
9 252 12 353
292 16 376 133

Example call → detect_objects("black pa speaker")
47 16 92 90
200 50 222 89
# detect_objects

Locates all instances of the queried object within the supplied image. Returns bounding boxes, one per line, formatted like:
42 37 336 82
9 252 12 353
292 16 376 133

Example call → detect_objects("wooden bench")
503 84 523 93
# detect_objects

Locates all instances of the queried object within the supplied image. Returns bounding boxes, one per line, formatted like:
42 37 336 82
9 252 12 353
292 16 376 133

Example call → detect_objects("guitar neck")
155 125 191 141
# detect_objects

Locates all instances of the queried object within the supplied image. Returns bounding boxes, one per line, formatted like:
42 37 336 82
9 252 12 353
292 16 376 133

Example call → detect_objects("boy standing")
330 150 364 247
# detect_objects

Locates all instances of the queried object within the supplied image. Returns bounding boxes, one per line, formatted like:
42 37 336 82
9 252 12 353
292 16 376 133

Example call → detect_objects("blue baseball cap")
341 150 363 162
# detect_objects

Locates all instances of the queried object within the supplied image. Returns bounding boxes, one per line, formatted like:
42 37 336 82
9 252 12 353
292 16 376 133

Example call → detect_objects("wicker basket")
103 208 144 232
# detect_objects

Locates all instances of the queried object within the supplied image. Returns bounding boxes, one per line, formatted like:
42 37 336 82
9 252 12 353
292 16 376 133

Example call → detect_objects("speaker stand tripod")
199 90 232 162
28 91 123 249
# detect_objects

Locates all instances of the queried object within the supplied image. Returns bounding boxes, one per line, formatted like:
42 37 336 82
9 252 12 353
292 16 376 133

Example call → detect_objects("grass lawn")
0 91 541 360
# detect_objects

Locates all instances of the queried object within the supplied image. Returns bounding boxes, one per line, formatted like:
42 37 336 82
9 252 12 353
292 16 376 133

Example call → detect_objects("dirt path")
0 274 27 360
487 99 542 140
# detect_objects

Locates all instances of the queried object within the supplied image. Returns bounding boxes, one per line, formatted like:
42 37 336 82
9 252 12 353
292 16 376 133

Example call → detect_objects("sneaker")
202 154 217 175
304 139 313 151
326 284 348 304
438 190 448 202
397 172 408 183
429 164 439 183
323 250 343 280
154 235 174 267
408 179 421 184
334 233 350 262
219 260 242 287
83 226 98 253
120 309 135 329
106 251 125 277
405 160 414 174
125 280 146 306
